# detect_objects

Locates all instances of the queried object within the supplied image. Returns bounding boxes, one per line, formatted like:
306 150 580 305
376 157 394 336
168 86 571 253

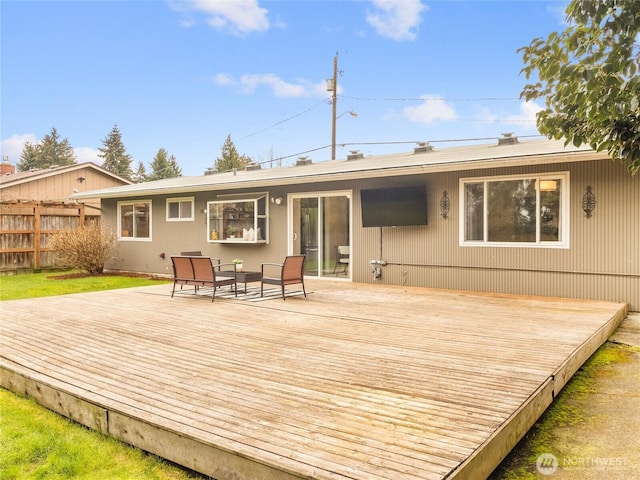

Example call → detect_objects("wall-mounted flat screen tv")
361 186 428 227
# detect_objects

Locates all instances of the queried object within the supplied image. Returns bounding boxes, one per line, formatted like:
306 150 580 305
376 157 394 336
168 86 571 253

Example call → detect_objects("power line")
455 117 537 123
237 98 329 142
254 144 332 165
341 95 522 102
237 95 525 144
340 134 543 146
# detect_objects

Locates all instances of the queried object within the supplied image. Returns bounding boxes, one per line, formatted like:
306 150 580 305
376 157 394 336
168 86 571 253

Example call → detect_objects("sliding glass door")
289 192 351 278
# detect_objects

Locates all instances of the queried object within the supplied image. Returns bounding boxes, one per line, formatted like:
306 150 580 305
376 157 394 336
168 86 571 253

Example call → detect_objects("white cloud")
239 74 307 97
504 101 543 126
173 0 271 36
213 73 235 86
74 147 101 164
403 95 457 123
366 0 426 41
0 133 36 164
215 73 327 98
473 106 499 124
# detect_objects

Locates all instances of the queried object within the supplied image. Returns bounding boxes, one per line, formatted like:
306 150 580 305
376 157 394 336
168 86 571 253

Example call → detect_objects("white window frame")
206 193 269 243
459 172 570 248
117 199 153 241
166 196 194 222
287 190 353 280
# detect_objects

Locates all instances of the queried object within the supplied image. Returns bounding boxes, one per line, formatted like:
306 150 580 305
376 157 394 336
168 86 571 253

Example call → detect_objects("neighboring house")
0 161 131 271
0 161 131 211
72 136 639 310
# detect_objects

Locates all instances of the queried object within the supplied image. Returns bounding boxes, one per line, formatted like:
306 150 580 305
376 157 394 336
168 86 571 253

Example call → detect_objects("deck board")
0 280 627 480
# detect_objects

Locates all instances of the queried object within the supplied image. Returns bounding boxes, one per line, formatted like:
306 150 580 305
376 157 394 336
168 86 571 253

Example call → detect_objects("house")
0 160 131 211
71 135 639 310
0 161 131 271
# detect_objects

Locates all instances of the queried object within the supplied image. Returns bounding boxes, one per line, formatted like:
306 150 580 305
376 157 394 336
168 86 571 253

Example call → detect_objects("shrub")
49 222 116 274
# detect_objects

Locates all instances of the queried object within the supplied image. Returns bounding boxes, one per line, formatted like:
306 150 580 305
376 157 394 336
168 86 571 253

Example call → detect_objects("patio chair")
332 245 350 275
261 255 307 300
171 256 236 301
180 251 220 266
171 256 197 295
190 256 237 302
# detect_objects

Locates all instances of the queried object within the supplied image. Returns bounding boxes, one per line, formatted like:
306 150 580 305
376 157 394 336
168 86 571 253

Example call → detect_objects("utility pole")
329 53 338 160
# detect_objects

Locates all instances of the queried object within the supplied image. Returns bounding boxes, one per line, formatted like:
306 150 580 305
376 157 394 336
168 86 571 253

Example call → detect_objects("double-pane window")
118 200 151 240
461 174 567 247
167 197 194 221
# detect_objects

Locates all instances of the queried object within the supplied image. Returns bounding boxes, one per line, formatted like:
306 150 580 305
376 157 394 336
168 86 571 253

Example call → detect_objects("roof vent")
347 150 364 161
414 142 434 154
498 132 519 146
204 168 218 175
245 163 262 171
296 156 312 166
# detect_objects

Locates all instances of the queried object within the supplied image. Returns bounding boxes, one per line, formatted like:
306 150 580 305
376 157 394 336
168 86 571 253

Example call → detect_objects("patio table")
217 270 262 294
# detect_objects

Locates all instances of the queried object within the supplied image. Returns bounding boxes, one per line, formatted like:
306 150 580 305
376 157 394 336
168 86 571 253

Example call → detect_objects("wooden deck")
0 281 628 480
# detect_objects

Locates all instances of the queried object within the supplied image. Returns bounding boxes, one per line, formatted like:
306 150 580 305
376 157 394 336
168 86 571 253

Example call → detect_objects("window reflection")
462 175 565 245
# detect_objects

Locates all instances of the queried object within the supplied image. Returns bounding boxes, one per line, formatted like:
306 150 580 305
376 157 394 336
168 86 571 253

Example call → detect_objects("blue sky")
1 0 569 176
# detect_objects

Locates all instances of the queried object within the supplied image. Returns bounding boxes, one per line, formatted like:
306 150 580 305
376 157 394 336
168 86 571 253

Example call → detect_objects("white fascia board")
71 148 606 200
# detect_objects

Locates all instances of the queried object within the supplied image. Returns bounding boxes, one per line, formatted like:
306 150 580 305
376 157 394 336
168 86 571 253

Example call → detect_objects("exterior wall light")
440 191 450 219
582 185 596 218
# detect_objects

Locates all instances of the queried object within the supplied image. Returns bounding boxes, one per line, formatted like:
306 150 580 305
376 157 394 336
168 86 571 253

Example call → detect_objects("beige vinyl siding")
103 189 291 275
100 156 638 309
351 159 639 309
1 166 127 211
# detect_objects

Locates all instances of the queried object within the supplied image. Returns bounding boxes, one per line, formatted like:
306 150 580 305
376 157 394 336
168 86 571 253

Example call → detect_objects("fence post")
33 204 41 269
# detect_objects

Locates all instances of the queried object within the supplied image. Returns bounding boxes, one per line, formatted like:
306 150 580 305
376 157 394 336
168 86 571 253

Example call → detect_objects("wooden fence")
0 201 100 272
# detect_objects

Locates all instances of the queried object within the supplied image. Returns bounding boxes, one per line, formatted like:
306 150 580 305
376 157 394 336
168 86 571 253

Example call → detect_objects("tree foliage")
519 0 640 174
18 127 76 171
147 148 182 181
98 125 133 180
132 161 148 183
215 135 252 173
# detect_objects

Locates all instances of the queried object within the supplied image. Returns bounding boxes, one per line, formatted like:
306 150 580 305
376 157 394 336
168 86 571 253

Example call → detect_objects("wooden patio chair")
261 255 307 300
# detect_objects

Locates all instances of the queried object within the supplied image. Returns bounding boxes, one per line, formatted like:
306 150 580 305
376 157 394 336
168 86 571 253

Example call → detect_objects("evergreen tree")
167 154 182 177
132 161 148 183
98 125 133 180
18 127 76 171
214 135 252 173
147 148 182 181
18 142 40 172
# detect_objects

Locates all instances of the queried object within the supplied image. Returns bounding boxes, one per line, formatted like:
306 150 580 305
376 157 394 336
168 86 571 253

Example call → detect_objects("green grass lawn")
0 271 203 480
0 389 203 480
0 270 169 301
